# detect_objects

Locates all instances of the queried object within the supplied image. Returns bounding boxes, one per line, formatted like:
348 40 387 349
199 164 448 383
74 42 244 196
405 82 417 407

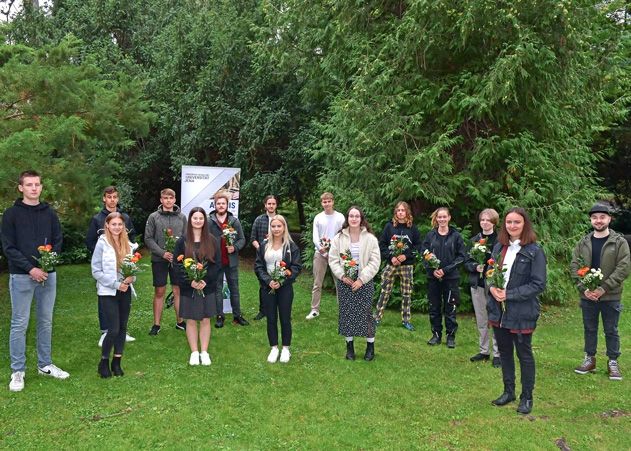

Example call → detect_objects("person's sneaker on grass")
574 354 596 375
402 321 415 331
492 356 502 368
267 347 279 363
149 325 161 336
9 371 25 392
189 351 200 366
215 315 225 328
38 363 70 379
279 347 291 363
470 353 490 362
200 352 212 366
305 310 319 320
608 360 622 381
175 321 186 331
232 316 250 326
125 334 136 342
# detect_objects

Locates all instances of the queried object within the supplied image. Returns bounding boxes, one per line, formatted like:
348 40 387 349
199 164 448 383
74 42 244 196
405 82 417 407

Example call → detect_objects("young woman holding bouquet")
91 212 138 378
421 207 466 348
174 207 220 366
374 201 421 331
464 209 501 367
254 215 302 364
329 207 381 361
487 207 546 415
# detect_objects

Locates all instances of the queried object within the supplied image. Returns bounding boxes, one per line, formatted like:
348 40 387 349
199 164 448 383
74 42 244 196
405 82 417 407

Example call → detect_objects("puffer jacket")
91 235 138 297
486 242 546 331
570 230 630 301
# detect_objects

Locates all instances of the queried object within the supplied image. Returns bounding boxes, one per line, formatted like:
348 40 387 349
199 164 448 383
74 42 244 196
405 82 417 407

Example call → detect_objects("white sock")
345 337 354 343
367 337 375 343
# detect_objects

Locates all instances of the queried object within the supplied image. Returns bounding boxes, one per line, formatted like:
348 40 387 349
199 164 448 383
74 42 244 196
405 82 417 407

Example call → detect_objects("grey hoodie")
144 205 187 262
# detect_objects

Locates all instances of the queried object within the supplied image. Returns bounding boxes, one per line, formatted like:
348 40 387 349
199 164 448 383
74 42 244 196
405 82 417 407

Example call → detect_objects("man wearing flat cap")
570 204 630 380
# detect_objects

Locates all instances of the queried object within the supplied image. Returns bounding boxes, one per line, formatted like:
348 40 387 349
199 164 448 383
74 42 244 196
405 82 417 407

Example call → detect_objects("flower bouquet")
319 237 331 254
423 250 441 279
221 223 238 246
486 256 507 312
163 228 177 253
389 235 409 257
269 260 291 294
577 266 604 291
341 249 359 281
469 238 488 279
177 254 208 297
33 244 60 285
121 252 143 279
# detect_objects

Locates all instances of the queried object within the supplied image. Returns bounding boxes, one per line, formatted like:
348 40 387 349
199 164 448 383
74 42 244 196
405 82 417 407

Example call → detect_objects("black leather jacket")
254 240 302 289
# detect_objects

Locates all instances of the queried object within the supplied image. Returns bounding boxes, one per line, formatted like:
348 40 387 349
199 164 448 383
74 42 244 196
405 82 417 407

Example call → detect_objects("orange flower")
487 258 495 265
396 242 404 248
196 262 204 270
177 254 184 262
280 261 287 267
349 261 357 267
424 253 432 261
577 266 590 278
285 270 292 277
45 244 53 252
131 256 140 263
166 228 173 236
37 245 47 252
479 238 487 245
134 252 141 259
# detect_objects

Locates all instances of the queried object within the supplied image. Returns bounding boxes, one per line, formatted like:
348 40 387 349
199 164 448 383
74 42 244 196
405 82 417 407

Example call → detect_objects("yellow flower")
184 258 194 268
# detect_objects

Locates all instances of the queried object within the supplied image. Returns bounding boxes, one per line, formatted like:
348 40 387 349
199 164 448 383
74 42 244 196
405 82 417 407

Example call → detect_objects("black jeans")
494 327 535 398
580 299 622 360
215 265 241 317
99 290 132 358
427 278 459 336
262 284 293 347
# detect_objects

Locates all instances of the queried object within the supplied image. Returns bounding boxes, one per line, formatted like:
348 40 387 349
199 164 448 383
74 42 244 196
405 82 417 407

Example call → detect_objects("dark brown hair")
19 170 40 185
498 207 537 246
102 186 118 196
340 206 373 234
184 207 215 262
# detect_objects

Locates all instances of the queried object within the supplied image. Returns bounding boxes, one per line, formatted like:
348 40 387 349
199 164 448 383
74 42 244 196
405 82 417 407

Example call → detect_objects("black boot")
98 358 112 378
517 394 533 414
492 386 516 406
427 332 441 346
345 341 355 360
446 334 456 349
111 356 124 377
364 342 375 361
215 315 225 328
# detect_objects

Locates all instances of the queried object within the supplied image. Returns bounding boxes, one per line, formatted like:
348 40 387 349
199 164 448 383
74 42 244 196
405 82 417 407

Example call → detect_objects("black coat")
486 242 547 331
378 221 421 266
173 235 221 298
85 207 136 254
421 227 466 280
254 240 302 289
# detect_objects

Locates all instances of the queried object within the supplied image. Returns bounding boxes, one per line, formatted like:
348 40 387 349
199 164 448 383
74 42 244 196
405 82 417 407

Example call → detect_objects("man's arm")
1 210 34 273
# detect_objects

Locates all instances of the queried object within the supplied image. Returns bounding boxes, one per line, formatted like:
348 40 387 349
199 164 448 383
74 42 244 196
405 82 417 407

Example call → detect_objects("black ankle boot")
111 356 124 376
427 332 441 346
345 341 355 360
98 358 112 378
492 387 516 406
364 342 375 361
517 395 533 414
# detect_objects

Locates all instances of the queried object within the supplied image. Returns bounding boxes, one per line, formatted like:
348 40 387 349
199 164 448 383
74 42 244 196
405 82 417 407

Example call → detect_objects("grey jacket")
570 229 630 301
208 211 246 268
144 205 188 262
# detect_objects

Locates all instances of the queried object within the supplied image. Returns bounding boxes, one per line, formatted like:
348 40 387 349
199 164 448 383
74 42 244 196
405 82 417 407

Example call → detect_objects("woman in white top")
254 215 302 363
329 206 381 361
91 212 137 378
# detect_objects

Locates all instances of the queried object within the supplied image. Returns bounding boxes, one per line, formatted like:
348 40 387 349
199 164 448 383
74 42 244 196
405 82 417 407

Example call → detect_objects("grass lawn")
0 259 629 450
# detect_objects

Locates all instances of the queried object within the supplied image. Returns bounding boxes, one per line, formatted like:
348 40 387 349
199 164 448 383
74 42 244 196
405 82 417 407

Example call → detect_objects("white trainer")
200 352 212 366
9 371 25 392
98 332 106 347
189 351 200 366
305 310 319 320
280 347 291 363
267 347 280 363
38 364 70 379
125 334 136 342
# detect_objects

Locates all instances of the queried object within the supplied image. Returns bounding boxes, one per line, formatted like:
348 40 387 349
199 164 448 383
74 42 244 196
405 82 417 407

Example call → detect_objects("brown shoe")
608 360 622 381
574 355 596 374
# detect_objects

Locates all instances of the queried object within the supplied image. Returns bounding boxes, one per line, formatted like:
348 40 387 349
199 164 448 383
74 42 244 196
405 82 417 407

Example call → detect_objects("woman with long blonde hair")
91 212 138 378
254 215 302 363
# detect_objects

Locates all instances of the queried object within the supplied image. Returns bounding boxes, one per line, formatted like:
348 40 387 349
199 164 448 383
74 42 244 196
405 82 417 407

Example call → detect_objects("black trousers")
99 290 132 358
262 284 293 347
494 326 535 398
427 278 459 336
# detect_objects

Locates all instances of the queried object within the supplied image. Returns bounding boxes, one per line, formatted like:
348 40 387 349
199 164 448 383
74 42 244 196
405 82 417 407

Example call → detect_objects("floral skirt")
337 279 376 337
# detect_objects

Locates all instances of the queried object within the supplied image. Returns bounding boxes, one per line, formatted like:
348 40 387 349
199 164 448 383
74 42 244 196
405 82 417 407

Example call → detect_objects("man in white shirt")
306 192 345 320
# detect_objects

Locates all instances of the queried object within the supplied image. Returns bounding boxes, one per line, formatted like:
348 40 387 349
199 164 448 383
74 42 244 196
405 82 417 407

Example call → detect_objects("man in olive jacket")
571 204 630 381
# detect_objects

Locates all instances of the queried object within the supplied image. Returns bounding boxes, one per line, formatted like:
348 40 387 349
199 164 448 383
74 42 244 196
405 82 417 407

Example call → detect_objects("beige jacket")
329 227 381 284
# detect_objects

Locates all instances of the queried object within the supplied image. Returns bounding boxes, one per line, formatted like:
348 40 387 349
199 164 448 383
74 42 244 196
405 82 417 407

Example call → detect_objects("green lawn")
0 261 629 450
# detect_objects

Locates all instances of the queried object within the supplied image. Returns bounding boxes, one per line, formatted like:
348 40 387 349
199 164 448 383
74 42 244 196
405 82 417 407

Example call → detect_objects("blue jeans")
9 272 57 372
215 265 241 317
580 299 622 360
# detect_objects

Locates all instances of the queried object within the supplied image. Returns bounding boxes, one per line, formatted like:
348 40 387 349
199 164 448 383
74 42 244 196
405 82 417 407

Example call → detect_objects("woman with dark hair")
421 207 466 348
329 206 381 361
174 207 220 366
254 215 302 364
488 207 546 415
374 201 421 331
91 212 138 378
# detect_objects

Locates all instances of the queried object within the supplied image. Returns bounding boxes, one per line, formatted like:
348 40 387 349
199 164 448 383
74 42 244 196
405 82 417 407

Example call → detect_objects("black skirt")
179 292 217 320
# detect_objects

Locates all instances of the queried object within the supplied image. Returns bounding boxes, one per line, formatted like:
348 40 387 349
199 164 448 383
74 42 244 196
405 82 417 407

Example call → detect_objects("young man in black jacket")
85 186 137 346
3 170 69 392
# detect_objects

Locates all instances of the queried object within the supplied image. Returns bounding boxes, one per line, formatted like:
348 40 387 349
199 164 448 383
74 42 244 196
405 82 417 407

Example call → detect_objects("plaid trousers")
375 264 414 322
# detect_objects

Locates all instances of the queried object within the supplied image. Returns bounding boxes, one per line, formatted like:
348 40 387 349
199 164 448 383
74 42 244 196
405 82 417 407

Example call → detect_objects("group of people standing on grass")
3 171 629 418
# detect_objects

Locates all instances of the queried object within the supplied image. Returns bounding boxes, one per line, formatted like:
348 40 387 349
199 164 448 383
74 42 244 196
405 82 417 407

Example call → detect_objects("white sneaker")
267 347 280 363
125 334 136 342
280 347 291 363
305 310 319 320
189 351 200 366
200 352 212 366
98 332 106 347
38 364 70 379
9 371 25 392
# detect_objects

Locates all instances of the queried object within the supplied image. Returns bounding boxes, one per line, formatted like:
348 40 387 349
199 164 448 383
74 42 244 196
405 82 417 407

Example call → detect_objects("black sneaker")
492 357 502 368
175 321 186 331
470 353 490 362
215 316 225 328
254 311 265 321
446 335 456 348
427 333 441 346
232 316 250 326
149 325 161 336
